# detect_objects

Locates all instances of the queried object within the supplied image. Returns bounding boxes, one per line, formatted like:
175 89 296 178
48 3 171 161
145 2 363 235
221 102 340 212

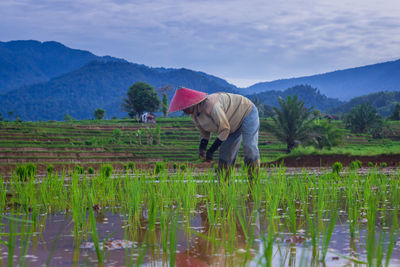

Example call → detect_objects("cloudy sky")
1 0 400 87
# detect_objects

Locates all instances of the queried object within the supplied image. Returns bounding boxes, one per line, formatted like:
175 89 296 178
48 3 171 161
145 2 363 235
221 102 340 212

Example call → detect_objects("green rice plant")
332 161 343 175
46 164 54 175
15 165 27 180
74 165 85 174
172 162 178 170
154 161 165 174
25 162 37 178
366 187 378 266
168 211 179 267
345 174 362 238
179 163 187 171
87 166 94 174
128 162 135 170
381 162 387 168
15 163 36 181
385 204 398 267
100 164 113 178
70 172 88 237
0 215 33 267
260 193 280 267
88 194 104 263
0 176 6 212
18 217 35 267
368 161 374 167
349 160 362 170
320 184 339 262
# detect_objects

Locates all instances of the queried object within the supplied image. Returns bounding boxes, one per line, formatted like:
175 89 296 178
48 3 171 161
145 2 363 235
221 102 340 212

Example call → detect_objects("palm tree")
344 103 381 134
267 95 314 153
310 119 344 149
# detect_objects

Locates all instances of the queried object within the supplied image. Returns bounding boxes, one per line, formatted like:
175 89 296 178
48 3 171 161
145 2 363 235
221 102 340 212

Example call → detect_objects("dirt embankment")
266 154 400 167
2 154 399 177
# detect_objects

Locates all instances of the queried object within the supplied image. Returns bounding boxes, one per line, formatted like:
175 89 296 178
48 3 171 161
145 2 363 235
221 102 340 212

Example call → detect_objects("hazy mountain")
247 85 344 112
0 61 237 121
243 59 400 100
330 91 400 117
1 39 399 120
0 40 124 93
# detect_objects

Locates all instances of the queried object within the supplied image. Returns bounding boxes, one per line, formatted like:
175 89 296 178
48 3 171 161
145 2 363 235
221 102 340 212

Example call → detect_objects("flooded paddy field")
1 167 400 266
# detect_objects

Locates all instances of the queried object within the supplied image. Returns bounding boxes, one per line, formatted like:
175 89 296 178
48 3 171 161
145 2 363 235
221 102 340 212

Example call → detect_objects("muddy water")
1 208 400 267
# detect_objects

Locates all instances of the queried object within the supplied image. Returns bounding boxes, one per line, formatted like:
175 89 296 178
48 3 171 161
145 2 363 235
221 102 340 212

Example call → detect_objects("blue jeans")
219 104 260 165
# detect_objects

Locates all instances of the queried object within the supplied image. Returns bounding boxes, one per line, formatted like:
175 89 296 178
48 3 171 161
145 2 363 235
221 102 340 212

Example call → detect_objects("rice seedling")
88 193 103 264
1 159 400 266
0 215 33 267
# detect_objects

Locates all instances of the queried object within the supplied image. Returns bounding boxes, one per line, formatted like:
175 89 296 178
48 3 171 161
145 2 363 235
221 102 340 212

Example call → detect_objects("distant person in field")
168 87 260 180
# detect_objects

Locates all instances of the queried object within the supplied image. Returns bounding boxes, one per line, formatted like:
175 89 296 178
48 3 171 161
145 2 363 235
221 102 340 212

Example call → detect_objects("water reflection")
1 201 400 266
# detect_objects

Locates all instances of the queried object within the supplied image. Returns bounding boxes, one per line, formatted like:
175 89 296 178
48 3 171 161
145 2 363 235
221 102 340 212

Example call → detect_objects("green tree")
344 103 382 134
390 103 400 120
309 119 344 149
266 95 314 153
121 82 160 119
64 113 74 121
162 93 168 117
112 128 122 144
94 108 106 120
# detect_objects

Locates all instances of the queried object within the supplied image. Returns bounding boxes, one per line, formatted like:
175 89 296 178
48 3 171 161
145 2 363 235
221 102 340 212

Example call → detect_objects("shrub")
47 164 54 175
332 162 343 175
112 129 122 144
381 162 387 168
88 167 95 174
100 164 113 178
172 163 178 170
349 160 362 170
155 162 165 174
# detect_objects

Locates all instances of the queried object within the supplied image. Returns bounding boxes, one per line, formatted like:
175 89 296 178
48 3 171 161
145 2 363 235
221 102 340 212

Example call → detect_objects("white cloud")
1 0 400 85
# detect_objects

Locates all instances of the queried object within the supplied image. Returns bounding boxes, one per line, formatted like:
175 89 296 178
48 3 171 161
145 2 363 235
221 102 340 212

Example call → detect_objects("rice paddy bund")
0 166 400 266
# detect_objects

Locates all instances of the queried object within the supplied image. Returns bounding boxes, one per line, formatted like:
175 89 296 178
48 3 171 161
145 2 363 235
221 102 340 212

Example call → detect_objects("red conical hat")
168 87 207 113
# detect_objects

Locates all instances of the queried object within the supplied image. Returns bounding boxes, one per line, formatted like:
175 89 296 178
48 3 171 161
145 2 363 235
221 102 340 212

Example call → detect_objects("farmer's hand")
199 149 206 159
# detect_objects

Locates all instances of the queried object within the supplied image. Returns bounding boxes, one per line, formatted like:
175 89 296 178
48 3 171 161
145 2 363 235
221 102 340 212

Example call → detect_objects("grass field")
1 118 400 175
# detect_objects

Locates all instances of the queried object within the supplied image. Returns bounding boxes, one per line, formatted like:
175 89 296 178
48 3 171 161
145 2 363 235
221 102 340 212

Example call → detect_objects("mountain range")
244 59 400 100
0 40 399 121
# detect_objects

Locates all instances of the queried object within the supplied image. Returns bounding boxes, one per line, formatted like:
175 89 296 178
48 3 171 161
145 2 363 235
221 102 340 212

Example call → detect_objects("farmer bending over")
168 87 260 180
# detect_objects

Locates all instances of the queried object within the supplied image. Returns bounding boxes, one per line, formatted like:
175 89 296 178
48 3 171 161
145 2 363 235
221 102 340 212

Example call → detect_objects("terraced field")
1 118 400 175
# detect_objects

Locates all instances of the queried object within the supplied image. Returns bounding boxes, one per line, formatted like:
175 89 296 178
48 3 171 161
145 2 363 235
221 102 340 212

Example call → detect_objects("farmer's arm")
205 105 230 161
192 117 211 158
